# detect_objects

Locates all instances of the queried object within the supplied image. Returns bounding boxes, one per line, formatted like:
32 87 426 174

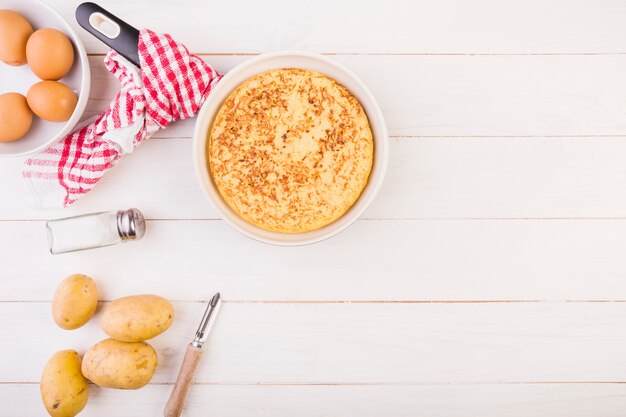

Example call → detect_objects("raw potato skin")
81 338 158 390
101 294 174 342
52 274 98 330
40 350 88 417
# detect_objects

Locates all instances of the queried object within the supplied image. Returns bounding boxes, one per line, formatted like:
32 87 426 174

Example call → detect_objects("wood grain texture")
3 302 626 384
3 383 626 417
164 345 205 417
83 55 626 137
5 137 626 221
44 0 626 54
1 219 626 301
3 0 626 415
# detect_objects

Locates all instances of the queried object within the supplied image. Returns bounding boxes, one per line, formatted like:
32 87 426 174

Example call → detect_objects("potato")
40 350 88 417
52 274 98 330
101 294 174 342
81 338 158 389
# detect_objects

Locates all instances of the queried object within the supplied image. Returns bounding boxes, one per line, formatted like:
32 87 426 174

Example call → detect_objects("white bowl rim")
192 50 389 246
0 0 91 158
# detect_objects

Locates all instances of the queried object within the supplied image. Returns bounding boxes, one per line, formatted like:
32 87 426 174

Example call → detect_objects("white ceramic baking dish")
192 51 389 246
0 0 90 158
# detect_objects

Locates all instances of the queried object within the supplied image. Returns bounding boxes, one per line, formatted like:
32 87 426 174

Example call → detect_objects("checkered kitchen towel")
23 29 221 207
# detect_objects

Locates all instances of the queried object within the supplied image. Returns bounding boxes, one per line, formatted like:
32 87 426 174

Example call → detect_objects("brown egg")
0 10 33 66
0 93 33 142
26 28 74 80
27 81 77 122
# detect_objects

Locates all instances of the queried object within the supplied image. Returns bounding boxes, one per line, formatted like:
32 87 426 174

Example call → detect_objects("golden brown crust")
208 68 374 233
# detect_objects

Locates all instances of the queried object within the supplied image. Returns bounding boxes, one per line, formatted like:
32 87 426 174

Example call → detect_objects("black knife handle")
76 2 140 67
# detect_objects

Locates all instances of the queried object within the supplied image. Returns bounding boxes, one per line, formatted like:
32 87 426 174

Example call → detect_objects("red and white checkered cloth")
23 29 221 207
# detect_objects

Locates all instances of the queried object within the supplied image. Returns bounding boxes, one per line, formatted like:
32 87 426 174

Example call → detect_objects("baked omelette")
208 68 374 233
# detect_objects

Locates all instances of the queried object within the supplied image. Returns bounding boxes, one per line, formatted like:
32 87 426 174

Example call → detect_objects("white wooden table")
3 0 626 415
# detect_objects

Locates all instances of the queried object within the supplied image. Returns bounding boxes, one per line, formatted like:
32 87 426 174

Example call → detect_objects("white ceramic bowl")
0 0 90 158
193 51 389 245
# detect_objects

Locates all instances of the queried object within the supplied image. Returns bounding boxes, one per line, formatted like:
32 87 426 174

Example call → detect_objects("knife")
164 292 222 417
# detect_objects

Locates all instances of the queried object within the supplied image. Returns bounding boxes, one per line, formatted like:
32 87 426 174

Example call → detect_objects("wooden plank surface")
3 302 626 383
2 219 626 301
43 0 626 54
4 383 626 417
3 0 626 415
5 383 626 417
5 137 626 221
84 55 626 137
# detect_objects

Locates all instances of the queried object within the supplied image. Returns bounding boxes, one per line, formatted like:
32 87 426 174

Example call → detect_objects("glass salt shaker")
46 208 146 254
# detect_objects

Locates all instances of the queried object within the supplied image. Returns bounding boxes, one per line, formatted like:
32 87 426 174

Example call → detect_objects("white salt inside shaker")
46 208 146 254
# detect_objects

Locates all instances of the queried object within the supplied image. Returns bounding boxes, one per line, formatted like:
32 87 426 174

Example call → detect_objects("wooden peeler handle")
164 344 204 417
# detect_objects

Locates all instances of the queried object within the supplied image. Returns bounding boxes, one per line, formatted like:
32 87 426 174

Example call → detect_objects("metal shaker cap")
117 208 146 241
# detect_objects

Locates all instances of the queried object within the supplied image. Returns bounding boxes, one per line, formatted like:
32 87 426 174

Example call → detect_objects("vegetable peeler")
164 292 222 417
